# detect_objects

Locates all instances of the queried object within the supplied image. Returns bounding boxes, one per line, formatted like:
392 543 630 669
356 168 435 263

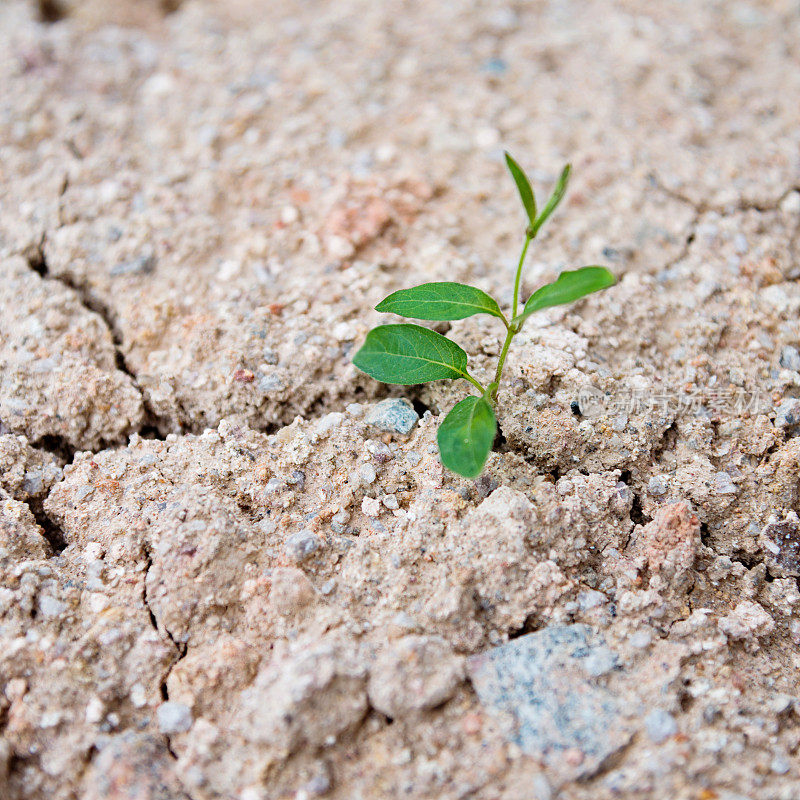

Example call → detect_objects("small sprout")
353 153 616 478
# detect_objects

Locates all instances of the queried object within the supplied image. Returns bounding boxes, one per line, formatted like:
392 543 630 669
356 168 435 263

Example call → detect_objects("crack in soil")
27 496 68 554
141 544 189 760
23 235 172 443
649 172 800 216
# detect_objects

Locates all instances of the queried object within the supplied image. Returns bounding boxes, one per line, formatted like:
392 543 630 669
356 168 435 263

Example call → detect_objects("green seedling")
353 153 616 478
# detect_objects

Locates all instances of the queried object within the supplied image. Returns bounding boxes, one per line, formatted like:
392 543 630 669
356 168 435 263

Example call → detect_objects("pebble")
481 57 508 75
358 464 377 485
364 398 419 434
367 635 464 718
779 345 800 371
361 496 381 517
110 253 156 277
770 754 791 775
258 374 284 393
405 450 421 467
760 513 800 577
284 530 322 562
781 190 800 214
314 412 344 436
38 595 67 618
713 472 738 495
774 398 800 430
467 625 630 778
577 589 606 612
280 205 299 224
628 629 652 649
612 413 628 432
367 440 394 463
330 510 349 534
644 708 678 743
331 322 356 341
157 702 193 734
648 475 668 496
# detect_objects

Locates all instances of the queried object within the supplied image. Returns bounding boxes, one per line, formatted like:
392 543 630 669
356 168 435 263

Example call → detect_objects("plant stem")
490 324 516 402
494 231 535 403
463 372 486 394
511 233 533 319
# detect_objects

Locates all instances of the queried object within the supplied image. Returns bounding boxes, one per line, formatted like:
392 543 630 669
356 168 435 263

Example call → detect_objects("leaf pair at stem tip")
352 153 617 479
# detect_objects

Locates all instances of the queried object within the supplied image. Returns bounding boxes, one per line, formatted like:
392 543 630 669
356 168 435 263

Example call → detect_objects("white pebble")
157 701 193 734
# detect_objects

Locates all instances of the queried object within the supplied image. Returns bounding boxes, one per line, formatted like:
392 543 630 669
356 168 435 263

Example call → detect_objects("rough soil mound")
1 1 800 798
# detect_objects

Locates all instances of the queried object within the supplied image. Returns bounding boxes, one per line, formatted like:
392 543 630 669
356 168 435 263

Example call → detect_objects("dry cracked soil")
2 1 800 799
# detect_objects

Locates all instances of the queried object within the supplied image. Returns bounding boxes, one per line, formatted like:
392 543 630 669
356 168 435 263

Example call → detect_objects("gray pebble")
644 708 677 743
330 509 349 534
612 413 628 432
713 472 738 495
157 702 193 734
774 398 800 430
771 754 791 775
405 450 422 467
760 514 800 577
110 253 155 277
468 625 629 777
779 345 800 371
648 475 668 496
284 530 322 562
38 595 67 618
22 471 44 496
364 398 419 434
367 440 393 463
257 374 284 393
358 464 376 485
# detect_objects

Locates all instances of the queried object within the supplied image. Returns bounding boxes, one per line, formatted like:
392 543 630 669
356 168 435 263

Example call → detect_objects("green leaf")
530 163 571 237
376 282 505 322
516 266 616 323
437 396 496 478
504 152 537 226
353 324 470 385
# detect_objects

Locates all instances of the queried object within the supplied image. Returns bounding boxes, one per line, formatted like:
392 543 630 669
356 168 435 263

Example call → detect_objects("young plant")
353 153 616 478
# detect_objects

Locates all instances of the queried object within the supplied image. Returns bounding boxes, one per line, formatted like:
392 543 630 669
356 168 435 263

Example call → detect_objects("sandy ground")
1 0 800 798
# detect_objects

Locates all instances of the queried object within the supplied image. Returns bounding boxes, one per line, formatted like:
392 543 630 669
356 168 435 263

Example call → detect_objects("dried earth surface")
2 1 800 799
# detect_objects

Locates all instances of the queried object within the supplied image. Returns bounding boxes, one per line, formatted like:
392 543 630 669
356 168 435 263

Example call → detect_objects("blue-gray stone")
364 398 419 435
644 708 678 743
779 345 800 371
467 624 630 779
110 253 155 277
284 530 322 562
775 399 800 430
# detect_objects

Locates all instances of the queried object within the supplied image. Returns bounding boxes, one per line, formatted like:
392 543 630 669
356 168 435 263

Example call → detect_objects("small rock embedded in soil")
110 252 156 277
83 733 185 800
647 475 668 496
284 529 323 562
367 635 465 719
718 600 775 642
644 708 678 743
467 624 630 780
364 398 419 434
235 642 368 753
760 513 800 577
157 701 193 734
774 399 800 433
779 345 800 371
